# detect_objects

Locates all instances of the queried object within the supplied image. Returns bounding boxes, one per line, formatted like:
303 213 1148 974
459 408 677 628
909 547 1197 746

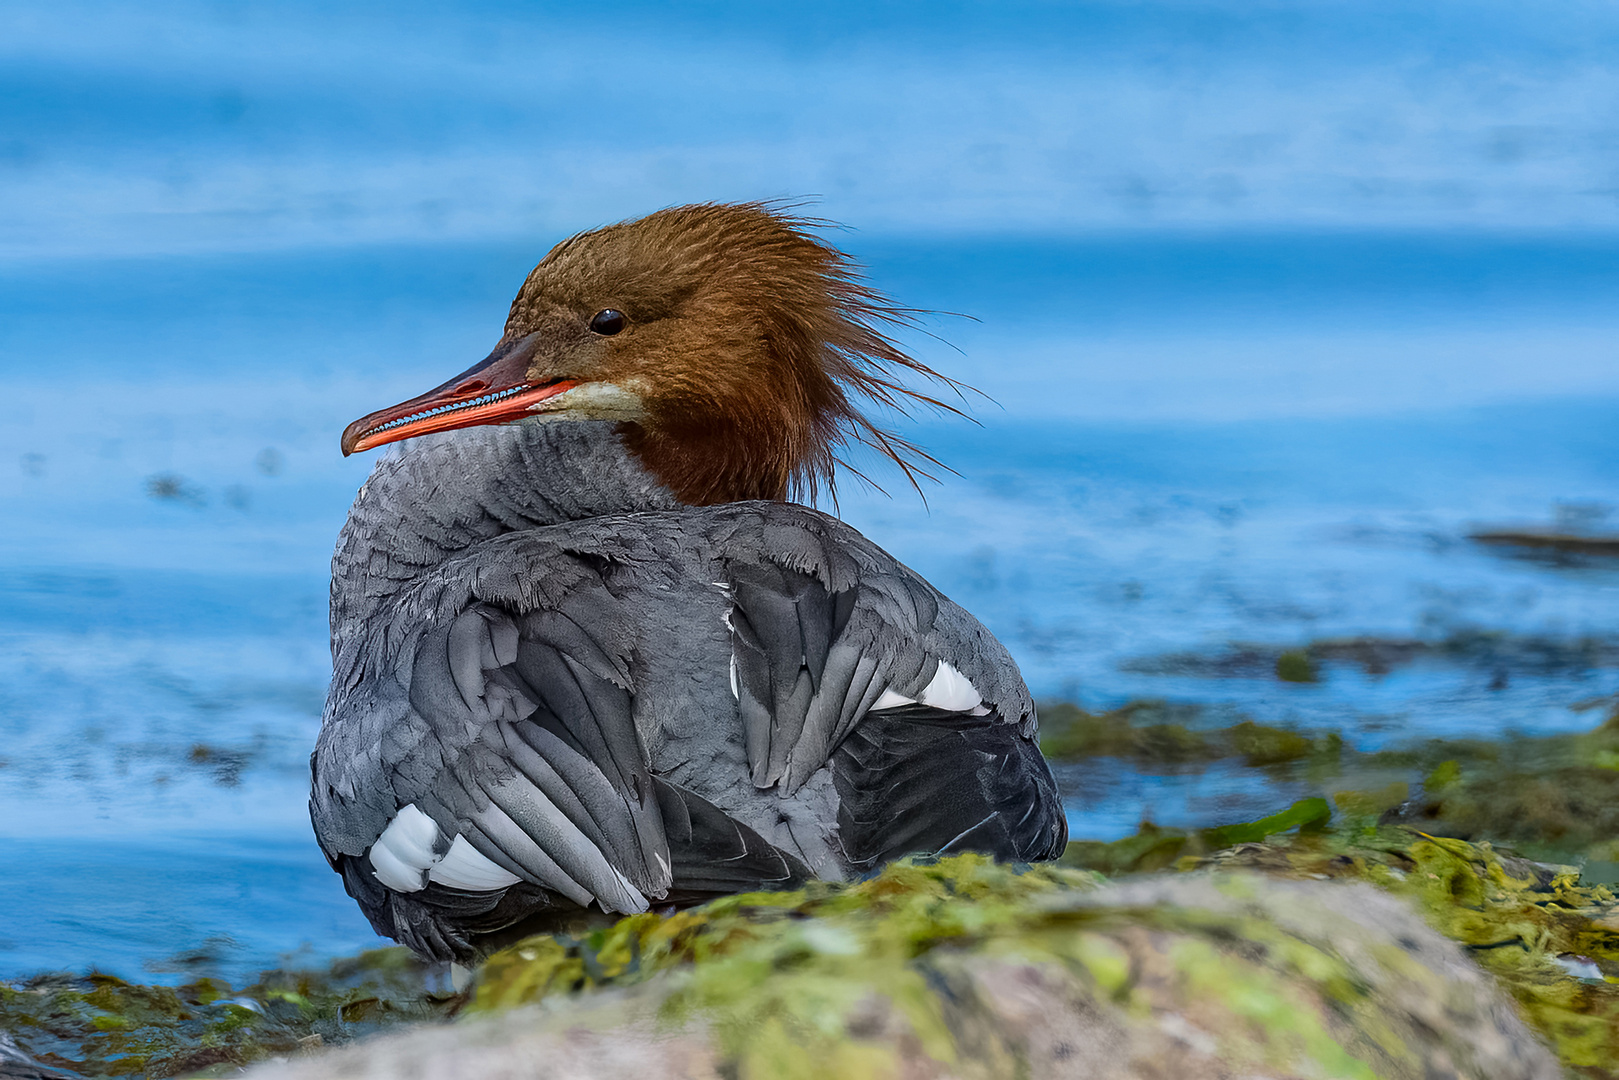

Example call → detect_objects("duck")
310 203 1067 963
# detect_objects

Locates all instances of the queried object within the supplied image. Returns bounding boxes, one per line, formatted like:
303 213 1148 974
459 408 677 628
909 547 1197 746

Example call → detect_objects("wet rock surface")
244 858 1562 1080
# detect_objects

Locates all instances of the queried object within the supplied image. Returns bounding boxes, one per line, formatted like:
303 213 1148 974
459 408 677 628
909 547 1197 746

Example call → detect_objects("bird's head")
341 202 963 505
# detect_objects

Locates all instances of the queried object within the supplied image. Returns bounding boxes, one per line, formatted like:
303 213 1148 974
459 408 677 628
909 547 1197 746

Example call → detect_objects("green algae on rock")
470 855 1102 1016
244 853 1559 1080
1065 801 1619 1075
1189 827 1619 1076
11 826 1611 1078
1058 796 1333 875
16 708 1619 1079
1275 648 1319 682
1386 723 1619 869
0 948 454 1078
1123 631 1619 683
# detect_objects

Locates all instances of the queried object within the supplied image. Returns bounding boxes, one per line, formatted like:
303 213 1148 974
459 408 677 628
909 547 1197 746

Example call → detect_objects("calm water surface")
2 235 1617 981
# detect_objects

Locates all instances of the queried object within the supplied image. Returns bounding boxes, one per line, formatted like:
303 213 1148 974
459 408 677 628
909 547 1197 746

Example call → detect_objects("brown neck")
618 417 800 505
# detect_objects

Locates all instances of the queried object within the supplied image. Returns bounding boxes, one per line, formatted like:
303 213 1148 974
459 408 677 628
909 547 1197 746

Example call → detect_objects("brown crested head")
341 202 966 505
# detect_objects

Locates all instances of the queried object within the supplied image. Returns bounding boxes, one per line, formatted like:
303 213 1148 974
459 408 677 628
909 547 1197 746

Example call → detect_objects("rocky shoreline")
6 707 1619 1078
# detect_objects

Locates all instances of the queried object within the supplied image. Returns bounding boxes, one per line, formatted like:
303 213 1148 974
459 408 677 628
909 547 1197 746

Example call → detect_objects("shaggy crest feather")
506 202 971 505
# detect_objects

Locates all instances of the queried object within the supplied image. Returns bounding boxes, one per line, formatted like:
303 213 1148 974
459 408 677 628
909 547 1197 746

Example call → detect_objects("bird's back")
314 438 1064 961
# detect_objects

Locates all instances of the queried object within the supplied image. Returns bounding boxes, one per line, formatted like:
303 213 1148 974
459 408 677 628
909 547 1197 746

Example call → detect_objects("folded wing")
313 531 799 960
719 507 1066 863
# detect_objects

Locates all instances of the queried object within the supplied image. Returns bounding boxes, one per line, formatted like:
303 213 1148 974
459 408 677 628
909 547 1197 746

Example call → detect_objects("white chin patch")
530 380 646 421
368 803 519 894
870 661 986 714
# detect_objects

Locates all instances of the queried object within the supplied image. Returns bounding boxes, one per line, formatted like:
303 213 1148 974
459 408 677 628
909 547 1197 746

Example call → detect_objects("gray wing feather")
718 505 1037 796
511 636 643 799
459 798 598 909
312 540 674 917
729 605 778 786
489 720 618 860
479 773 644 912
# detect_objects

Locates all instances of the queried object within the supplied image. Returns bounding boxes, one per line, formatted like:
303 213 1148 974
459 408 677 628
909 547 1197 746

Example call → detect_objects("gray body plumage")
312 420 1065 961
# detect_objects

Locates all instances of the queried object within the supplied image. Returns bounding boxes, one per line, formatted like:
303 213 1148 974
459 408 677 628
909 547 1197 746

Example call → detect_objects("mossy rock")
246 853 1564 1080
1191 829 1619 1076
9 826 1613 1078
13 696 1619 1077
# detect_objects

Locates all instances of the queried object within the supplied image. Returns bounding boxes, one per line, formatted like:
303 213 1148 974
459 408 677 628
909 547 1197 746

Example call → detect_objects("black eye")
589 309 627 336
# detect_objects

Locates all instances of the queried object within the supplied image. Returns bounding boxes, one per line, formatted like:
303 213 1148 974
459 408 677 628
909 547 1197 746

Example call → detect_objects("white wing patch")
869 661 987 714
368 834 428 894
872 687 916 710
919 661 984 712
430 834 522 891
368 803 520 894
368 803 439 892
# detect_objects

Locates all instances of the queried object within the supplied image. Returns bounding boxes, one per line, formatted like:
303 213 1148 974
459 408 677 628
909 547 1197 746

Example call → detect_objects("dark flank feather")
654 777 813 901
833 703 1067 870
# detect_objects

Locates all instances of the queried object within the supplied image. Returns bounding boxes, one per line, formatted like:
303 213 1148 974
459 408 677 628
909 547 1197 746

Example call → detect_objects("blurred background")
1 0 1616 981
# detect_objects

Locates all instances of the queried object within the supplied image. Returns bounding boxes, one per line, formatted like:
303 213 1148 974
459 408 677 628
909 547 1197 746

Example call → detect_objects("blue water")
11 0 1619 252
5 0 1619 985
4 233 1618 981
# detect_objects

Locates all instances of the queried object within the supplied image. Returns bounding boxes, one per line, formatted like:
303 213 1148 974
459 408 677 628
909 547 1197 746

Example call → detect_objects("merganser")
311 203 1067 962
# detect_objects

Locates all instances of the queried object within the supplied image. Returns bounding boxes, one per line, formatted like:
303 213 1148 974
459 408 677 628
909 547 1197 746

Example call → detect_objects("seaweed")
1196 828 1619 1075
0 948 455 1078
1123 631 1619 681
1039 701 1340 769
1042 698 1619 867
